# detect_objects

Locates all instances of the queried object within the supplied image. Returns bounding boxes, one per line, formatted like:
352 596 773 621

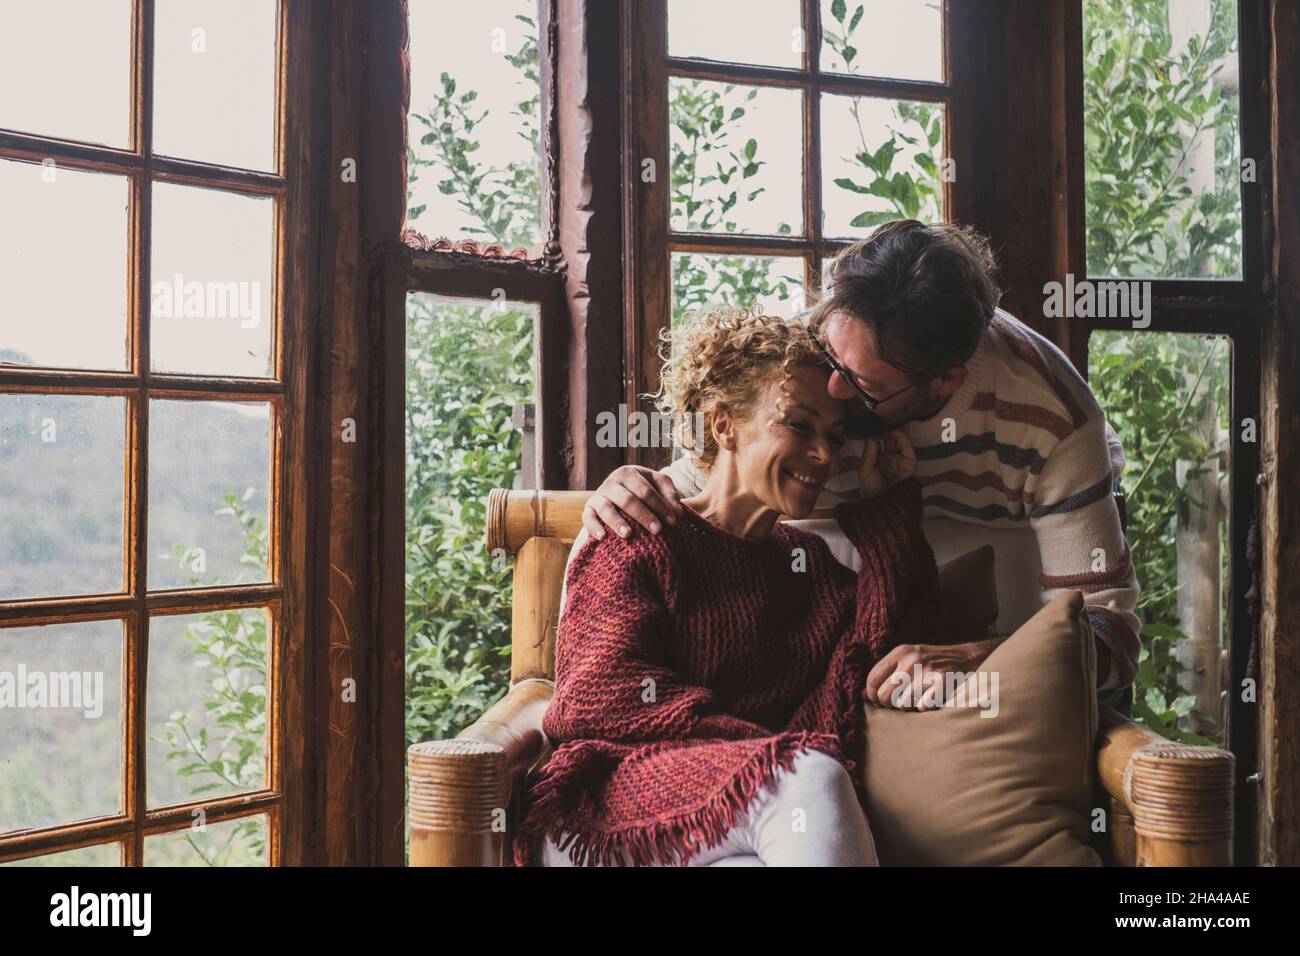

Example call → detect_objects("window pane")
0 842 121 867
0 394 126 601
143 814 268 866
0 159 130 372
1089 331 1230 745
151 182 275 379
1083 0 1242 278
147 609 268 808
406 0 544 249
147 400 271 590
668 0 802 68
820 0 943 82
670 80 804 236
821 94 945 237
672 253 805 323
153 0 279 171
0 0 132 148
405 294 534 745
0 620 124 833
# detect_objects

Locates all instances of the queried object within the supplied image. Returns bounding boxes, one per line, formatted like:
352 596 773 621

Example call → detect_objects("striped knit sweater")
666 308 1141 691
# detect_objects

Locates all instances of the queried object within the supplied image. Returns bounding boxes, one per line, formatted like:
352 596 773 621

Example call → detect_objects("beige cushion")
862 590 1101 866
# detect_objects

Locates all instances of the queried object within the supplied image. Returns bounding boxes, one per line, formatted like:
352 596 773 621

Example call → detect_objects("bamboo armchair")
408 489 1236 867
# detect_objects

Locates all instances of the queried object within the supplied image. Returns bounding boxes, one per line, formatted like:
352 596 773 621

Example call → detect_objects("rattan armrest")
1095 706 1235 866
408 679 554 866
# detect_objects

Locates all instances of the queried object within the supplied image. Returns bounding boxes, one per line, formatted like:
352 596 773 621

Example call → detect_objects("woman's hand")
856 429 918 497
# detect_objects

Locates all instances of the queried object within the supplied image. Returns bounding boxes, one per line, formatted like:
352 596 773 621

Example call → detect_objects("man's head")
808 219 1001 434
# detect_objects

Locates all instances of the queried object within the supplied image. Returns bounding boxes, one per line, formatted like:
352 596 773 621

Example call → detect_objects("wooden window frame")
623 0 971 469
0 0 312 866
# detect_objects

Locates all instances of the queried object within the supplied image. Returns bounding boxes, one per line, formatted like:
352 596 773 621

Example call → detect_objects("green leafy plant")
404 296 533 743
407 13 542 247
1090 331 1229 745
1083 0 1241 277
823 1 944 229
158 492 270 864
668 80 801 316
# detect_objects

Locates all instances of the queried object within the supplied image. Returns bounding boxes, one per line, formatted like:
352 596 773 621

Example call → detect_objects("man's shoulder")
980 308 1104 427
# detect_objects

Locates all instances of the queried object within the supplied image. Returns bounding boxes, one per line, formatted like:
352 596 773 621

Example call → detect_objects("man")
584 219 1140 715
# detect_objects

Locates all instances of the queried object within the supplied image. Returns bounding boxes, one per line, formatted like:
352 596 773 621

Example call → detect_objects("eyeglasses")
813 334 917 411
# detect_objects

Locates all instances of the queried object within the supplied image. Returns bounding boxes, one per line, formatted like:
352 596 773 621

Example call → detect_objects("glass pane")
0 0 132 147
820 0 943 82
0 620 124 833
147 609 268 808
821 94 945 237
668 0 803 68
670 80 803 236
153 0 279 171
405 294 534 745
672 253 804 323
0 159 130 372
147 399 271 590
0 394 127 601
144 814 268 866
1089 331 1231 746
0 842 121 867
151 182 275 379
406 0 544 249
1083 0 1242 278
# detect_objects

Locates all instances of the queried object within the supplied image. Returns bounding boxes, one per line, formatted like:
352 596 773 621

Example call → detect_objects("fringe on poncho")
512 477 951 867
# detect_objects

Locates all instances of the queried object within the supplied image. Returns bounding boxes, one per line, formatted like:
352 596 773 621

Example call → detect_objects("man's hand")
857 430 918 497
582 465 685 541
863 638 1002 710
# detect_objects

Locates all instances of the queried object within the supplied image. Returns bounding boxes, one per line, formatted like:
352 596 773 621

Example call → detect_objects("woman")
512 308 952 867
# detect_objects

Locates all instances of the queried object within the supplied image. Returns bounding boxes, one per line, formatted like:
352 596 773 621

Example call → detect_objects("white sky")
152 0 278 172
0 0 134 148
406 0 543 242
0 2 278 377
668 0 940 81
0 159 274 377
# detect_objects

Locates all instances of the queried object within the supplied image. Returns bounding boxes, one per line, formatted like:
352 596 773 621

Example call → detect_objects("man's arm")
579 457 703 540
1029 416 1142 691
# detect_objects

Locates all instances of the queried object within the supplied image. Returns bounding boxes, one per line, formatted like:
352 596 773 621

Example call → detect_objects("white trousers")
541 748 879 867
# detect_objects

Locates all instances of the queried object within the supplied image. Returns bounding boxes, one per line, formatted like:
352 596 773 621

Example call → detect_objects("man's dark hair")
811 219 1001 381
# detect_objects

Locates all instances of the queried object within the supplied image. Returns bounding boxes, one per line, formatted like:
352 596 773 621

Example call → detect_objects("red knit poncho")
512 476 951 867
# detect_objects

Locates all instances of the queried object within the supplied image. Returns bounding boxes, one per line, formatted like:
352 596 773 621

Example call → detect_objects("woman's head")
655 307 849 518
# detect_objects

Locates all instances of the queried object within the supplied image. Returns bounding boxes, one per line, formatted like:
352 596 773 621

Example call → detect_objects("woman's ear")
711 407 739 452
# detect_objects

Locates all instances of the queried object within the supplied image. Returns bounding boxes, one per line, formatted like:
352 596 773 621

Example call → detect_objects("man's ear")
934 363 968 399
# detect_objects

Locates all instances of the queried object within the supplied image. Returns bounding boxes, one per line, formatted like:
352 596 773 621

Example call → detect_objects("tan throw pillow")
862 590 1101 866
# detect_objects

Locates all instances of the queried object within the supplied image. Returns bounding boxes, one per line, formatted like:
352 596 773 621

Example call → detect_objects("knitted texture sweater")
512 477 952 867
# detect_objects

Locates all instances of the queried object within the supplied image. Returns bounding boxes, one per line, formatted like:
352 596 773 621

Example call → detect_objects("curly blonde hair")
651 306 824 469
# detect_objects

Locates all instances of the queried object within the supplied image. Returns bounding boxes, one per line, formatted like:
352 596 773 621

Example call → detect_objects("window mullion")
125 0 157 869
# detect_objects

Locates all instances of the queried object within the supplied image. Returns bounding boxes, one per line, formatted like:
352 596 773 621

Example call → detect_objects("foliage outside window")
1090 331 1230 746
1083 0 1242 278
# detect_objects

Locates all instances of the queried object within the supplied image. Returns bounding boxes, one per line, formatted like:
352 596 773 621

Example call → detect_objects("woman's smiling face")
723 364 849 519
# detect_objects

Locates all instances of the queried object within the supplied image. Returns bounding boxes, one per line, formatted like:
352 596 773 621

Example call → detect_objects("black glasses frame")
813 335 917 410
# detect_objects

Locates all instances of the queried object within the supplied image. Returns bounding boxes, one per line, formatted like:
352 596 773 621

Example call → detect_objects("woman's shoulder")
566 519 679 586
